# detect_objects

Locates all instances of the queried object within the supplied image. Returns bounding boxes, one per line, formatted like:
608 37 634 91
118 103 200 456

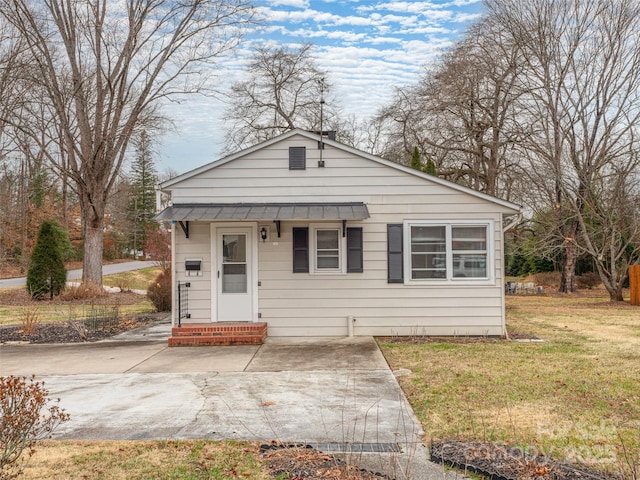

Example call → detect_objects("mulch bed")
0 313 164 344
258 441 620 480
260 444 390 480
431 440 622 480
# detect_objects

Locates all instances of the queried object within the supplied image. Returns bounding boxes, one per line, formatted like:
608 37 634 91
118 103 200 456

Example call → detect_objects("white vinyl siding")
172 222 212 322
165 132 519 336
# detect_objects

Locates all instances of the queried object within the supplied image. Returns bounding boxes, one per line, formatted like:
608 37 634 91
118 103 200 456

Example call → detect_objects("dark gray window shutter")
347 227 363 273
292 227 309 273
289 147 306 170
387 224 403 283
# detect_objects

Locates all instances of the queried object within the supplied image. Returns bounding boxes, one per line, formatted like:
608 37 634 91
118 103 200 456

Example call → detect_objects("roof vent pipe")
318 77 326 167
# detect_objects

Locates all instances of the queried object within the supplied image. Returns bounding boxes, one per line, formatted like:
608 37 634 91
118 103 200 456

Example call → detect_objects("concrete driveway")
0 327 465 479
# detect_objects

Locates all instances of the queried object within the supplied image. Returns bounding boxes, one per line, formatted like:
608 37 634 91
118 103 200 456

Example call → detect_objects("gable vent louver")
289 146 306 170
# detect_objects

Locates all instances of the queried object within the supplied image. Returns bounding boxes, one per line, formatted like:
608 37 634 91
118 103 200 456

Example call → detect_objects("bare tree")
0 0 254 286
223 43 342 151
488 0 640 298
377 17 527 200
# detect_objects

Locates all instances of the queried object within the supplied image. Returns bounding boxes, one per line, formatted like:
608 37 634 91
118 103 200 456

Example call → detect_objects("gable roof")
160 129 522 213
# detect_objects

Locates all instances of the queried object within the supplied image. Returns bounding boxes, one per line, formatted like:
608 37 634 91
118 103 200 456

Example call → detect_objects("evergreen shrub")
26 220 68 300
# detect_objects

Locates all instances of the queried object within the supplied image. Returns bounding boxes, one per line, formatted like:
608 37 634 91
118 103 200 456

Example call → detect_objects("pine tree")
410 146 422 171
410 147 437 176
128 130 158 257
26 220 68 299
424 155 437 176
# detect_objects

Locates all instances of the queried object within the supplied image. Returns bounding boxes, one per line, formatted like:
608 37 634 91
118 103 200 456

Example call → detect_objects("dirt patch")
0 312 165 344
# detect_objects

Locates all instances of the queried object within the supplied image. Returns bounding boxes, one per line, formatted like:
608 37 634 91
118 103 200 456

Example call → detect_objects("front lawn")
18 440 271 480
378 291 640 475
0 288 154 326
0 268 160 326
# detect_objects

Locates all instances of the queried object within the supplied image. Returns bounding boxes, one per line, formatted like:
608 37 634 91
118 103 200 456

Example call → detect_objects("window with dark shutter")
289 147 306 170
346 227 363 273
292 227 309 273
387 224 403 283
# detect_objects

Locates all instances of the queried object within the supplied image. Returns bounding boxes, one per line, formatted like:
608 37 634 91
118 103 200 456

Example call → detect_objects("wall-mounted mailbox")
185 259 202 276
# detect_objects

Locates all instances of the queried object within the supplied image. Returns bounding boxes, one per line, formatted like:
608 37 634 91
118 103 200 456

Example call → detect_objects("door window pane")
223 235 246 263
222 234 247 293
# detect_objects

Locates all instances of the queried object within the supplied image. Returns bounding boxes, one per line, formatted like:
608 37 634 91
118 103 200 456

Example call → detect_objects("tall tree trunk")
595 262 626 302
612 285 624 302
559 241 577 293
80 193 105 286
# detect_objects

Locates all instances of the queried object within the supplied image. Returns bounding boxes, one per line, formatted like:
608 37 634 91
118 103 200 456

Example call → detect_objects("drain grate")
311 442 401 453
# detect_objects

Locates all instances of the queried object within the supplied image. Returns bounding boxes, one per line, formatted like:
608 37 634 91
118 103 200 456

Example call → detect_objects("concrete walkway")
0 323 466 479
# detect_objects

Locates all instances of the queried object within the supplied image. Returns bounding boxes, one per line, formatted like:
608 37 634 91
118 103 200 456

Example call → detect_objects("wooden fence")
630 265 640 306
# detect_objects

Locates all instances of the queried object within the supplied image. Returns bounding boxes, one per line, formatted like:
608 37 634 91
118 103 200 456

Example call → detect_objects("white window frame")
310 223 347 274
403 220 494 285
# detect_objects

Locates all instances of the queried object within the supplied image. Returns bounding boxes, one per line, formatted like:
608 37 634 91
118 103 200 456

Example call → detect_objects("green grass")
102 266 162 291
378 292 640 474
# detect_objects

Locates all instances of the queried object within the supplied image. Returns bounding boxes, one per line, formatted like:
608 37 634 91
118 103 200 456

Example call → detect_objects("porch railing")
177 281 191 327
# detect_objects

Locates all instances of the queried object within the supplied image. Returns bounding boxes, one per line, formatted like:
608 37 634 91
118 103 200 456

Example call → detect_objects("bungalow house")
156 129 521 345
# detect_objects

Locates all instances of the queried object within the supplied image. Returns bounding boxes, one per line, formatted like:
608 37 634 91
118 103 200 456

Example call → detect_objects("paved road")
0 260 157 289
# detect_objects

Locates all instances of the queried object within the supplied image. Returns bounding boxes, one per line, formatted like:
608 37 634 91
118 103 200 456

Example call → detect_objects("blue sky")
157 0 484 175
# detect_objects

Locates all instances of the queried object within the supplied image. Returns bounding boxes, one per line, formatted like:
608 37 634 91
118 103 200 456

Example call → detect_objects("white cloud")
365 36 403 45
357 1 437 14
453 12 483 23
285 27 368 43
266 0 309 8
259 7 375 27
157 0 484 173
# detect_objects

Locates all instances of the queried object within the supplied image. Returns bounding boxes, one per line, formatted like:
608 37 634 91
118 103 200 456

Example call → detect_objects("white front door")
216 227 254 322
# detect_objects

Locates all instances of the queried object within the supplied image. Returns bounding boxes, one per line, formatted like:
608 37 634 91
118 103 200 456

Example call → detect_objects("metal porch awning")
155 202 370 222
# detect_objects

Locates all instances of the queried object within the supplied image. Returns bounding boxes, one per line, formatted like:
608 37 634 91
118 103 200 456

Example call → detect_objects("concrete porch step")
168 322 267 347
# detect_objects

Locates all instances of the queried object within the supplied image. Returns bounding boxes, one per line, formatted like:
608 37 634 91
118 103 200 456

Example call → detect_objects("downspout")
503 210 523 233
155 184 162 213
501 209 523 340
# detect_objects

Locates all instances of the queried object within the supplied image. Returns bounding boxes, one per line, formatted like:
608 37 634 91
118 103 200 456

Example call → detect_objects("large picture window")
403 221 491 283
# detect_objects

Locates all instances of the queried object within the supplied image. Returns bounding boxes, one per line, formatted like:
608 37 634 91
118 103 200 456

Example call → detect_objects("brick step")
168 322 267 347
171 323 267 337
168 334 265 347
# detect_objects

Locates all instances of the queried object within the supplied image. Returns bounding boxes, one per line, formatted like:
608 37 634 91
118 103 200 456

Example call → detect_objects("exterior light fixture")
260 227 268 242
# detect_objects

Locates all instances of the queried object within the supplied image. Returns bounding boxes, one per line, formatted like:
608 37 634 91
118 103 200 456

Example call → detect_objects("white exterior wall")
173 222 212 323
167 133 517 336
